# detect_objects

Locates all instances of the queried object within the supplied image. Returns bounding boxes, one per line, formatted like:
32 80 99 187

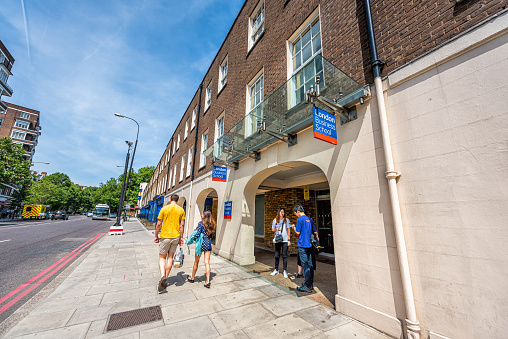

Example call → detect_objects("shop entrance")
195 188 218 245
316 190 333 255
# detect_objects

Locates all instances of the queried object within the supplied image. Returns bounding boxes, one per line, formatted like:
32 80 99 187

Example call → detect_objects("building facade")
0 103 42 162
0 40 14 113
140 1 508 338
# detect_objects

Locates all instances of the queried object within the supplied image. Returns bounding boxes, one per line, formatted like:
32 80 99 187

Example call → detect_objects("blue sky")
0 0 244 186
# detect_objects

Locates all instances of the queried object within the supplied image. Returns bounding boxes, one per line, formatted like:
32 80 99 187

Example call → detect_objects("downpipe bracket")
385 170 401 180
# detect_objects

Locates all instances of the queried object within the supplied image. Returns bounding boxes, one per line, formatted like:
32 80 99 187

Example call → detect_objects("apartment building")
140 1 508 338
0 40 14 113
0 103 42 162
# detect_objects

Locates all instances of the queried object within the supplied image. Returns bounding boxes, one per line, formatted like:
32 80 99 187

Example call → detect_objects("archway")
243 161 337 307
195 188 219 245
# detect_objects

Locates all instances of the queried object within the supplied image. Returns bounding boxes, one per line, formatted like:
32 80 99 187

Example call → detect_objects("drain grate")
105 305 163 332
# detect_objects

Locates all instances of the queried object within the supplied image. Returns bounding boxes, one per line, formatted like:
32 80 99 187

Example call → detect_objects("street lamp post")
114 113 139 221
115 141 132 227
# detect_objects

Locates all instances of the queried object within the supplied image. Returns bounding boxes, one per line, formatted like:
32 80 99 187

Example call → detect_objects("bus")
92 204 110 220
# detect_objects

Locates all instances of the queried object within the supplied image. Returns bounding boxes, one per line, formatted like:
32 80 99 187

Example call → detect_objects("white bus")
92 204 110 220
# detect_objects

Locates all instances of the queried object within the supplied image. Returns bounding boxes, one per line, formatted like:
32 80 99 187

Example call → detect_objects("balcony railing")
0 55 13 72
205 55 367 167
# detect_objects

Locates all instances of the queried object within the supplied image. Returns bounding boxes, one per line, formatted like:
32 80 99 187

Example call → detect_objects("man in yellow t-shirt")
154 194 185 292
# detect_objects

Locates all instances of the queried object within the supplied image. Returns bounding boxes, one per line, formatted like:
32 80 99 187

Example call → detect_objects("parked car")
86 211 93 217
108 213 117 218
51 210 69 220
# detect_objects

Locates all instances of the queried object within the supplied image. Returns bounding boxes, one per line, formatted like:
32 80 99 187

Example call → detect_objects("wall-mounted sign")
304 185 310 200
224 201 232 219
313 107 337 145
212 166 227 182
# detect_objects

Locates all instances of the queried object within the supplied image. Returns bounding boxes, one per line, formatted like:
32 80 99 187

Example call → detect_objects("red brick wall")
148 0 508 195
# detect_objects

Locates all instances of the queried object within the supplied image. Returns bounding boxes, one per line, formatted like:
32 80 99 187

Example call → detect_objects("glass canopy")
205 54 365 166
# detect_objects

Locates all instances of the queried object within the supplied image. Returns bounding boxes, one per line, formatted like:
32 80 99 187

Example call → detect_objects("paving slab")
208 303 276 335
139 315 219 339
233 277 271 290
67 299 141 326
7 323 91 339
215 288 269 309
31 294 104 315
4 310 75 337
243 313 321 339
86 280 140 295
296 304 352 331
100 286 155 304
257 284 291 298
162 297 225 324
213 330 250 339
320 320 392 338
191 282 241 299
261 294 318 317
85 318 160 339
139 288 197 308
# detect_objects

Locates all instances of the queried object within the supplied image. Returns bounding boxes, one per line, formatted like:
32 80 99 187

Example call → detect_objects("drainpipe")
363 1 420 338
187 84 203 238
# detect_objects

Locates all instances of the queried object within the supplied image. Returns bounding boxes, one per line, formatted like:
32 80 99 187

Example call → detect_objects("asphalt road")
0 215 112 324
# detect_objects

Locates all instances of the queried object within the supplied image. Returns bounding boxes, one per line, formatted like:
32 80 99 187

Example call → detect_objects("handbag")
273 219 286 243
311 234 323 252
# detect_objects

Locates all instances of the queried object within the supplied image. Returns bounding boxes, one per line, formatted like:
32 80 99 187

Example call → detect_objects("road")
0 215 112 324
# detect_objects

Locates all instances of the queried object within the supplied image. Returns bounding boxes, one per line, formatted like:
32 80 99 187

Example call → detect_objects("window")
205 82 212 111
200 131 208 168
0 118 3 126
249 1 265 49
177 134 181 150
191 107 197 130
184 120 189 140
180 156 185 182
247 71 264 135
219 56 228 91
20 112 30 119
0 69 8 84
186 148 193 177
11 131 26 140
215 113 225 158
290 15 322 106
15 120 30 129
172 166 177 187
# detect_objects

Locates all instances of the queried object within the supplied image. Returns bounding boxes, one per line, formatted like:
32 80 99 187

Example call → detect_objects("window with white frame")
168 169 172 190
214 113 225 158
219 56 228 91
191 107 197 130
186 148 193 177
20 112 30 119
180 155 185 182
0 118 3 126
172 166 177 187
11 131 26 140
249 1 265 50
172 141 176 155
177 134 181 150
205 82 212 111
184 120 189 140
14 120 30 129
200 131 208 168
247 71 264 135
290 15 322 106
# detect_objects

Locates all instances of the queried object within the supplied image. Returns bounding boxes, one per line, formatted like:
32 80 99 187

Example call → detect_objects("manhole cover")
105 305 163 332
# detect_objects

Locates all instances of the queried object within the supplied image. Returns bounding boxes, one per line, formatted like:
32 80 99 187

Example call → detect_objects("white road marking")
0 239 12 243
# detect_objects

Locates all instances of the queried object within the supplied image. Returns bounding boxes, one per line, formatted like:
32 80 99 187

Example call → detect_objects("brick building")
0 40 14 113
140 1 508 338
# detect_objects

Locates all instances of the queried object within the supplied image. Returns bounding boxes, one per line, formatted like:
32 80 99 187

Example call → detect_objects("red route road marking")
0 232 105 315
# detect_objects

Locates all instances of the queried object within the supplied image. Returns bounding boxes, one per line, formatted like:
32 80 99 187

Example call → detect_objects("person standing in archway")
270 208 291 278
293 204 319 293
154 194 185 293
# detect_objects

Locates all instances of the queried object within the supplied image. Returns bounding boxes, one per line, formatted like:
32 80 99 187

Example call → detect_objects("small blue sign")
313 107 337 145
212 166 227 182
224 201 232 219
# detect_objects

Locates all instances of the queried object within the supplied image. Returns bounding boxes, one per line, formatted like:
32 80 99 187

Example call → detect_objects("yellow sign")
304 186 310 200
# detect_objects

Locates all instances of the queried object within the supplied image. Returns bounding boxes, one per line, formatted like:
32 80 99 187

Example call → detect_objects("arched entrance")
243 161 337 307
195 188 219 244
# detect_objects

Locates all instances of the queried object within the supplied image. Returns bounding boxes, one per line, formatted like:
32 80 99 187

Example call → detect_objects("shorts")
159 238 179 255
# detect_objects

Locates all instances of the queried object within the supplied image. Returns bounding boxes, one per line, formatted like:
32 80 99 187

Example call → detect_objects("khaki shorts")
159 238 179 255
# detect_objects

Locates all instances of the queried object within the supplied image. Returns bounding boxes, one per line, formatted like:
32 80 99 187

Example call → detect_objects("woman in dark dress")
187 210 215 288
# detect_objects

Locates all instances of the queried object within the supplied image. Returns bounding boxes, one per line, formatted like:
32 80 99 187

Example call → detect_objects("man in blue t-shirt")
292 204 319 293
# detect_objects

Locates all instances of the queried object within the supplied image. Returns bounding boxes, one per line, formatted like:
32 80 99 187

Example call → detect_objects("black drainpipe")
364 0 383 79
190 83 204 181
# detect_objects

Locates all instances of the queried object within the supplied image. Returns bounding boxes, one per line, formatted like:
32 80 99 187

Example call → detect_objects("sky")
0 0 244 187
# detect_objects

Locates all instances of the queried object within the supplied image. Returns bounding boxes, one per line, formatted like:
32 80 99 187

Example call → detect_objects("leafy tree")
0 137 34 209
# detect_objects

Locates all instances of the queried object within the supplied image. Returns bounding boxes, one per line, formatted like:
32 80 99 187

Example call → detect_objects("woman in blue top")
187 210 215 288
270 208 291 278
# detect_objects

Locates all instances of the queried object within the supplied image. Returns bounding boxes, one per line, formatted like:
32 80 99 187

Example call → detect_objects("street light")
31 162 50 164
114 113 139 220
115 141 132 226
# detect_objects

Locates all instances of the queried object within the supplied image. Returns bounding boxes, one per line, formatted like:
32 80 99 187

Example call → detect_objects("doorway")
315 189 333 254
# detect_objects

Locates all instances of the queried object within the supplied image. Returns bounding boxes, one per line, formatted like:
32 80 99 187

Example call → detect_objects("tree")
0 137 34 209
25 172 80 211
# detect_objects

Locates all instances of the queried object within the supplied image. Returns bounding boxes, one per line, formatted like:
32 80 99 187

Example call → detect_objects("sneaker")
270 269 279 276
297 285 312 293
157 277 167 292
283 271 288 278
294 273 303 278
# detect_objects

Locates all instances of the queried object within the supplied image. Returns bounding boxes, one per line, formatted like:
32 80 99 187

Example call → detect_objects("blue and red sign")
313 107 337 145
212 166 227 182
224 201 232 219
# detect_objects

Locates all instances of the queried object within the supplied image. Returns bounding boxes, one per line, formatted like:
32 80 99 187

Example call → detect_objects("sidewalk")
2 219 392 338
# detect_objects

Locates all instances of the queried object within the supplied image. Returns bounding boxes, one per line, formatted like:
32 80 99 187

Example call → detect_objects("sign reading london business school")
224 201 232 219
313 107 337 145
212 166 227 182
